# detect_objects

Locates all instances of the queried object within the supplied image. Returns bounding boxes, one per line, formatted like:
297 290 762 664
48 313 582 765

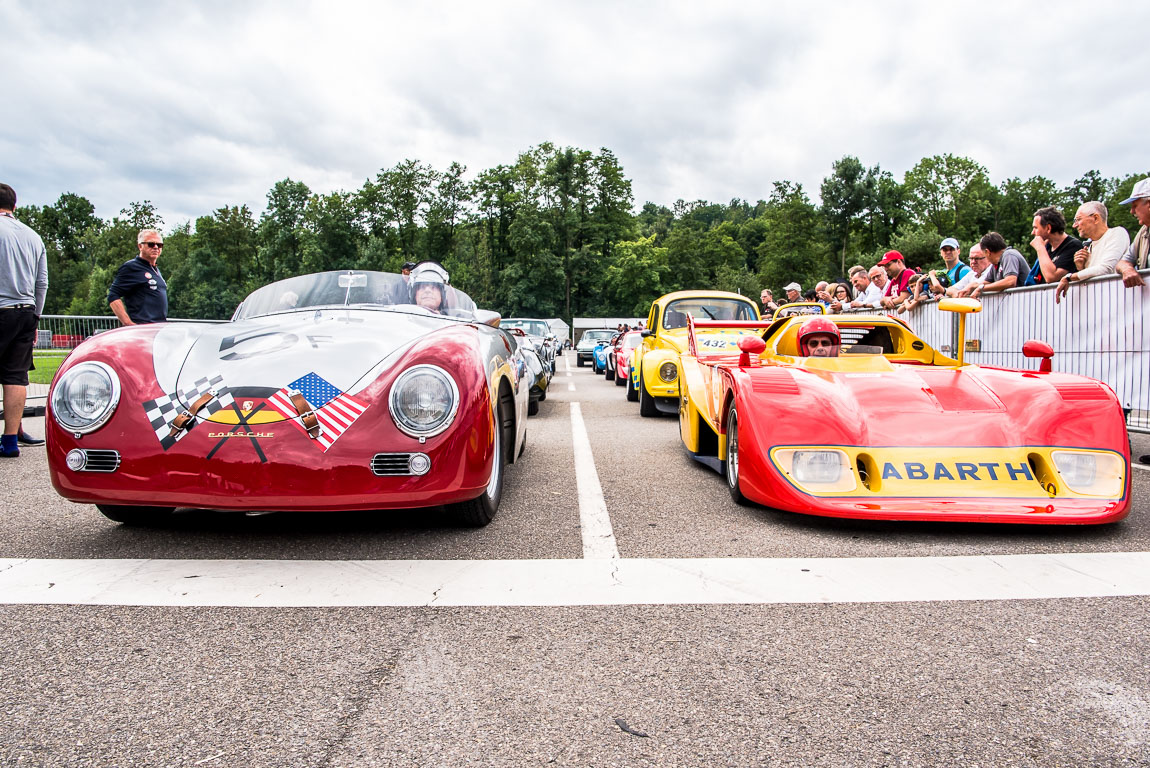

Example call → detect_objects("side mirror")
641 329 655 337
1022 339 1054 372
475 309 502 327
937 297 982 314
737 336 767 366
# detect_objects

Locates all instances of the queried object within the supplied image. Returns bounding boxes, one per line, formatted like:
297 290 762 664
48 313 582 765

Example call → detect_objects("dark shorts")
0 306 37 386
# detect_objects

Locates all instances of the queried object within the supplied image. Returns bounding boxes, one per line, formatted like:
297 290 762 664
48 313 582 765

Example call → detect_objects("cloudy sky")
5 1 1148 227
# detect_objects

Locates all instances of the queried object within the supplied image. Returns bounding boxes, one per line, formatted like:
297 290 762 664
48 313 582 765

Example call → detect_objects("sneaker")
17 430 44 446
1140 455 1150 466
0 447 17 458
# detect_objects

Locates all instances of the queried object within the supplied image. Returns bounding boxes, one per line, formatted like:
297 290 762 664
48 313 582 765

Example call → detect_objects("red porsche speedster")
46 268 532 526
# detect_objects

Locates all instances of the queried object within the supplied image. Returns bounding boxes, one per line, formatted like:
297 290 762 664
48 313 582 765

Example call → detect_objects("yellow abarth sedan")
629 290 760 416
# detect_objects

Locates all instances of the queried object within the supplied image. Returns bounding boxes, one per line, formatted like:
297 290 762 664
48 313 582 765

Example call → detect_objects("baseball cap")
783 282 801 292
877 250 904 266
1119 178 1150 205
940 237 960 250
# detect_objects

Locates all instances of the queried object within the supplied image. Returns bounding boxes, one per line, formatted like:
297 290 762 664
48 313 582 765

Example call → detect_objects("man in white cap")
783 282 801 304
1116 178 1150 289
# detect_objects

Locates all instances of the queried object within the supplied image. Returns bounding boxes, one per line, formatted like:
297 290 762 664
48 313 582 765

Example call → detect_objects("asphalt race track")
3 350 1149 767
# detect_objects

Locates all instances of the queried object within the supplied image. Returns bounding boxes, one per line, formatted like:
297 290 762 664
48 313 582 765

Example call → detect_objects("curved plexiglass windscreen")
662 297 758 329
502 319 552 337
233 271 478 321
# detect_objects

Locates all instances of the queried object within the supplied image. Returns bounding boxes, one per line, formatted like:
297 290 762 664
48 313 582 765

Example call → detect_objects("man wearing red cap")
877 250 913 309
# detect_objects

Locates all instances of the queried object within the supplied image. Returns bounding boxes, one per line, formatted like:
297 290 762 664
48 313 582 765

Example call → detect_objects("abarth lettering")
882 461 1034 482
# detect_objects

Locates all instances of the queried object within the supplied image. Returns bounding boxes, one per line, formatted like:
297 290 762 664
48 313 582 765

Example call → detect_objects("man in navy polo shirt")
108 229 168 324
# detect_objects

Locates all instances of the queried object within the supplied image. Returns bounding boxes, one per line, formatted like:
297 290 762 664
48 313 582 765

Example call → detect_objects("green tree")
903 154 993 242
168 205 257 319
755 182 833 294
820 156 869 276
16 192 103 314
256 178 311 282
602 235 669 315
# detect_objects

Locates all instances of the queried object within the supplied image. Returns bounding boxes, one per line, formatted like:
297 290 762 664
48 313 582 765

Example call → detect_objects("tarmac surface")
3 350 1149 766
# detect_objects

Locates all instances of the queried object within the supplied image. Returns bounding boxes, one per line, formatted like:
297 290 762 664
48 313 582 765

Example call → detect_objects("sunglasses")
142 242 164 249
806 338 835 348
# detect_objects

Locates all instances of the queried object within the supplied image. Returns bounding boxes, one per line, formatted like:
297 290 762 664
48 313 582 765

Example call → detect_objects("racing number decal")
219 332 334 360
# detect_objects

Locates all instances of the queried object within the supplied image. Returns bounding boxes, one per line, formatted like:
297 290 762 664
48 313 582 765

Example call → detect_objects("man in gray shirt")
971 232 1030 297
0 183 49 457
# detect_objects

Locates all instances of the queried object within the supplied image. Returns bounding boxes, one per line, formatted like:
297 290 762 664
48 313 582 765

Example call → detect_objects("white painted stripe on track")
570 402 620 559
568 383 575 391
1133 462 1150 473
1 552 1148 607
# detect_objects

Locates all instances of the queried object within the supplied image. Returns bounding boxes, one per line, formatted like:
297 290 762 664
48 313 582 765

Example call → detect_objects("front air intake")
371 452 431 476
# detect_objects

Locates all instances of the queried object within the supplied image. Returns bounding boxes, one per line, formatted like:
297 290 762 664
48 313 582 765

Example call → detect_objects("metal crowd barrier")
841 270 1150 433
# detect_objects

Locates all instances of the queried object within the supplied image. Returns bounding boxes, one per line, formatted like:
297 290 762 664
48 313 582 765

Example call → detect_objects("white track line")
1 552 1148 607
568 383 575 391
570 402 620 559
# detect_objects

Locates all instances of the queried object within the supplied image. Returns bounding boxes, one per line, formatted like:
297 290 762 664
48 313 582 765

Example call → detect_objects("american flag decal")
141 374 235 450
268 372 367 452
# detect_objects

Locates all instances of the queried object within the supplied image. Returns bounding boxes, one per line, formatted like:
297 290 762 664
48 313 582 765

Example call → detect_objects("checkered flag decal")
142 374 235 450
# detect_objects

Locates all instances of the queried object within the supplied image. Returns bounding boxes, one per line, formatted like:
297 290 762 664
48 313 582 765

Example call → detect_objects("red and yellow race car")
677 299 1130 524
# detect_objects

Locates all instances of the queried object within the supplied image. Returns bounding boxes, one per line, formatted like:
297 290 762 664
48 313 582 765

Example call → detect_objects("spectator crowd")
759 182 1150 317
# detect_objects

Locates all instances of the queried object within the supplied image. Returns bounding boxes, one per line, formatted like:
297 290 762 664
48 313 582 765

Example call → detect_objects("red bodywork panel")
46 325 498 512
686 318 1132 525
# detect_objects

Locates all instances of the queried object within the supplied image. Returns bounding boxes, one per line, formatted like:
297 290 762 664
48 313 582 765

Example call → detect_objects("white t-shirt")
1076 226 1131 280
851 282 883 307
950 268 986 294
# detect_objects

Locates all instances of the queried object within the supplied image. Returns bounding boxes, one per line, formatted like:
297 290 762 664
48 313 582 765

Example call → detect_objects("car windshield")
621 333 642 351
503 319 551 336
233 270 478 321
582 331 614 344
663 298 758 329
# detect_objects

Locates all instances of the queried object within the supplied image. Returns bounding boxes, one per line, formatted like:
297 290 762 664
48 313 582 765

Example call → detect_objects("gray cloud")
4 0 1148 228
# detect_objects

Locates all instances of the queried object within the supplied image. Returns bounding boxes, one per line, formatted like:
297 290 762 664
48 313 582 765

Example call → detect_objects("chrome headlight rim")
50 361 121 435
659 361 678 383
388 364 461 439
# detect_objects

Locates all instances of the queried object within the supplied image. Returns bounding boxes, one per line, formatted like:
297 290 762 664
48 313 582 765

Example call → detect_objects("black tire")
577 357 585 367
605 365 615 381
615 369 626 387
626 371 638 401
528 397 539 416
538 385 546 402
96 504 177 526
724 406 748 505
448 387 511 526
639 370 659 417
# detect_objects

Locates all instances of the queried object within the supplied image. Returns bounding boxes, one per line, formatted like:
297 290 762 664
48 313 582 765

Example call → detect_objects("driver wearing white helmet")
409 262 450 314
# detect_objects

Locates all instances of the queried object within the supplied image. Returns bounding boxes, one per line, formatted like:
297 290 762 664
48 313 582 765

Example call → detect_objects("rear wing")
686 316 775 358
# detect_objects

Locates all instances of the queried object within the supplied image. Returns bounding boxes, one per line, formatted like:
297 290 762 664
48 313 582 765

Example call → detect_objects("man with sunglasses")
108 229 168 325
797 317 840 357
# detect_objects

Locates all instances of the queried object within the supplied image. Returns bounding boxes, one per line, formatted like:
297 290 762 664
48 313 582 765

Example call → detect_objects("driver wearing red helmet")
797 317 841 357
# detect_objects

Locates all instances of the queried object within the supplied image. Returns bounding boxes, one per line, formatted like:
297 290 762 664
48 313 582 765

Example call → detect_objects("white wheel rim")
726 411 739 488
486 410 502 498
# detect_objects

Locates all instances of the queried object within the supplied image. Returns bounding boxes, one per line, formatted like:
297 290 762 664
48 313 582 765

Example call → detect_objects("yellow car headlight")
658 361 677 383
1051 450 1124 496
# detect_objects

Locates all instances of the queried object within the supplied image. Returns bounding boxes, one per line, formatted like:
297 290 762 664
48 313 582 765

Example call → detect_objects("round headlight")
51 361 121 434
659 361 678 383
388 365 460 438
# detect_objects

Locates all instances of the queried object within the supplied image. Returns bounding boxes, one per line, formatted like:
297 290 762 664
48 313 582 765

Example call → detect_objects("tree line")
17 144 1147 321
